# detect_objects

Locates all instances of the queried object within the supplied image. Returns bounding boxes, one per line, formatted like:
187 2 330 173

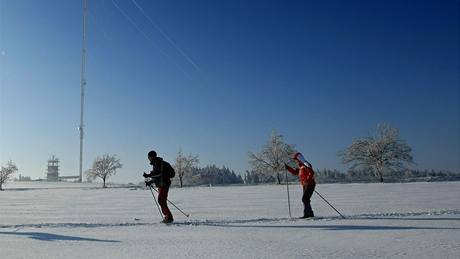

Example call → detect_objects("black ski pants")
302 183 316 217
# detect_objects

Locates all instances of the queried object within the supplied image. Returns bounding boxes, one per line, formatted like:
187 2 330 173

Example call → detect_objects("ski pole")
148 185 163 218
150 186 190 218
314 190 346 219
284 170 292 219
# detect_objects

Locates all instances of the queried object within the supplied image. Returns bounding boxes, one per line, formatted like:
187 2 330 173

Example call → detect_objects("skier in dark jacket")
143 150 175 223
285 152 316 218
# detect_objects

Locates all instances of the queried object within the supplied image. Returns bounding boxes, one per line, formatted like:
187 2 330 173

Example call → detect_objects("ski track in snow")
2 209 459 230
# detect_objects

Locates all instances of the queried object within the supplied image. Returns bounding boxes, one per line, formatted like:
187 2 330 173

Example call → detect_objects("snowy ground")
1 181 459 258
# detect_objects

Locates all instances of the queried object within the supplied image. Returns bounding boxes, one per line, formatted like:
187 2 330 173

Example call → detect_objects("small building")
46 155 59 181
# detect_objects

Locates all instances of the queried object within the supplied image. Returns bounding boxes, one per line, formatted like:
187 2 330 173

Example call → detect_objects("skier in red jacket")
285 152 316 218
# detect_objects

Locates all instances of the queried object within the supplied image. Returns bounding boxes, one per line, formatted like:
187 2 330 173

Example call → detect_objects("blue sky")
1 0 459 183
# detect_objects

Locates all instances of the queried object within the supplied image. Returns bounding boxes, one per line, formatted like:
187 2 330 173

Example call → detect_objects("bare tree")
174 149 199 188
0 161 18 191
86 154 122 188
339 123 413 183
248 130 297 184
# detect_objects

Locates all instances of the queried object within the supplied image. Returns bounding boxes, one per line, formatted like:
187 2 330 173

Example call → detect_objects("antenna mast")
79 0 87 183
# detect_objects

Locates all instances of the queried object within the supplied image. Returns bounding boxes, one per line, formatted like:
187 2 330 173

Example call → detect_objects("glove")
145 180 153 187
143 172 149 178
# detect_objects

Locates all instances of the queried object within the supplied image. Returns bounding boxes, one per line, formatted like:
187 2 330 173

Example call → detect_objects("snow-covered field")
1 181 459 258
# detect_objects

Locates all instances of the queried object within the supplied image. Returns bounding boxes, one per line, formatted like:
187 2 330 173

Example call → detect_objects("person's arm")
143 162 162 178
151 165 162 178
285 163 299 176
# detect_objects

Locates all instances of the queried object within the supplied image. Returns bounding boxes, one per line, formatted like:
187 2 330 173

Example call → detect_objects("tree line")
172 164 243 187
2 123 457 190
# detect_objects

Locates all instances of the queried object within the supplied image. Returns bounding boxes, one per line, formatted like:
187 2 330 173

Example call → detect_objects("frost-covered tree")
244 170 260 184
174 149 199 188
0 160 18 191
86 154 122 188
340 123 413 183
248 131 297 184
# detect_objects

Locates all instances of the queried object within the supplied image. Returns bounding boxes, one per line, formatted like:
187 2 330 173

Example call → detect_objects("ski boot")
162 217 174 224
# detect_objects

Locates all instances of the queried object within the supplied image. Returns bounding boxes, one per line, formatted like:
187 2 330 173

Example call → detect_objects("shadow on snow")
0 231 120 242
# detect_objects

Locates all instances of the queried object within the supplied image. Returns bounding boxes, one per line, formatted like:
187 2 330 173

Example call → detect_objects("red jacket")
287 165 315 186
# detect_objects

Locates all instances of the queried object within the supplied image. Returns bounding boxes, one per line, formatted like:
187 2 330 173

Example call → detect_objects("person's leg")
157 187 173 221
302 184 315 217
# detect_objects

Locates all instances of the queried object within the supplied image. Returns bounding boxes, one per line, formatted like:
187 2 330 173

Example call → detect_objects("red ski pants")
158 187 173 219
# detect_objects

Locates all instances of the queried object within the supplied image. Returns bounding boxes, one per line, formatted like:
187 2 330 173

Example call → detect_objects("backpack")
162 161 176 179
